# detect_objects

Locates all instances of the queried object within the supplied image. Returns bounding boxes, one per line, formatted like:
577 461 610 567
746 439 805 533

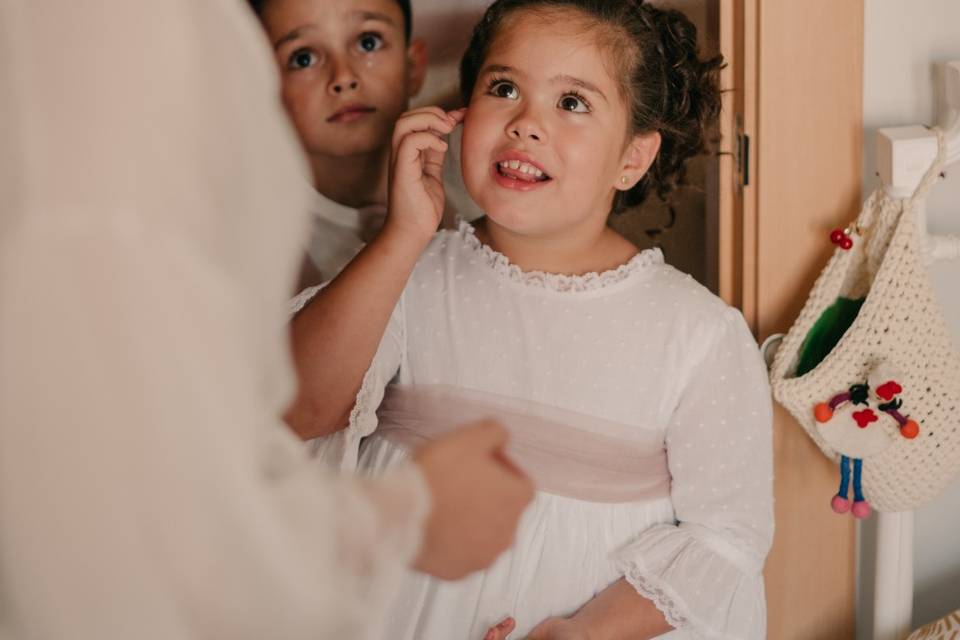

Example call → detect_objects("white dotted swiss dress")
296 221 774 640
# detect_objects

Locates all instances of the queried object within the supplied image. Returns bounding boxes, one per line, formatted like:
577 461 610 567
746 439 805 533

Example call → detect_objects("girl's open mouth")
492 160 552 191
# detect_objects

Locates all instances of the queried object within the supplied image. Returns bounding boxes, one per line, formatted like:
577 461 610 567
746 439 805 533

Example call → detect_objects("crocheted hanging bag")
770 129 960 516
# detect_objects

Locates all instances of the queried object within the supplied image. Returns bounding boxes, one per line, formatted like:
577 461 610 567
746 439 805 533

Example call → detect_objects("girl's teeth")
499 160 545 178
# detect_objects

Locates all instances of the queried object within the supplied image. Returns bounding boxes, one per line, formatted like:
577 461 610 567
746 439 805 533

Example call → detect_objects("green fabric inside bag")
795 297 865 377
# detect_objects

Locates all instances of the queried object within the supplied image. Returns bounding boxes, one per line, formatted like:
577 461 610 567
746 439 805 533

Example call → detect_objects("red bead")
901 420 919 439
839 236 854 250
830 229 846 244
814 403 833 423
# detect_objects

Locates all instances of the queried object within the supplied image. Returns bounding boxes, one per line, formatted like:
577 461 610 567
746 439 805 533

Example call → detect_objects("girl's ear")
615 131 661 191
406 39 428 98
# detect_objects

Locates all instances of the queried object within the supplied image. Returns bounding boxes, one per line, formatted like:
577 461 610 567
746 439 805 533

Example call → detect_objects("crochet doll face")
815 363 918 459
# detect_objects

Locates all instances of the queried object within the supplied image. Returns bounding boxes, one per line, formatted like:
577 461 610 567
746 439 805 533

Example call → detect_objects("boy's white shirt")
0 2 429 639
308 196 387 282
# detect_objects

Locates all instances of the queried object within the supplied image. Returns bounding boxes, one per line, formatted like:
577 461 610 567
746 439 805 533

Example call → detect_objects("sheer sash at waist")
373 385 670 503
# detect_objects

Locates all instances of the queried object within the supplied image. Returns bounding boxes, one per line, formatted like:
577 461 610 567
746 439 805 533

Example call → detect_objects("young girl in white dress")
287 1 774 638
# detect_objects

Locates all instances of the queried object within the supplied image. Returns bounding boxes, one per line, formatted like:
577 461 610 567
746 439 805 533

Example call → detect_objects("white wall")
859 2 960 637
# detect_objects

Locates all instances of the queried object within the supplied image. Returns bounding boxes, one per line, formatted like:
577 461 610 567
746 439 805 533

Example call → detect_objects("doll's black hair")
459 0 723 214
248 0 412 41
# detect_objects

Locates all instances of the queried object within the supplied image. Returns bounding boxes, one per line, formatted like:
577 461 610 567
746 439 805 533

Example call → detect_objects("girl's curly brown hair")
459 0 723 214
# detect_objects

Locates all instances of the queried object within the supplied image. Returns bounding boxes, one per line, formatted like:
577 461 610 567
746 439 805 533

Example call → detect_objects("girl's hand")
483 616 591 640
387 106 466 244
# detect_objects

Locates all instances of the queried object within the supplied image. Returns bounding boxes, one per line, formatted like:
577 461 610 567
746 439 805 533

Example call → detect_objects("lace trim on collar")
457 220 663 293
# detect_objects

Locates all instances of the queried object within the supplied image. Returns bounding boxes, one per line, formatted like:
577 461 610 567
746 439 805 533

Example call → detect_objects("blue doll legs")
832 456 871 518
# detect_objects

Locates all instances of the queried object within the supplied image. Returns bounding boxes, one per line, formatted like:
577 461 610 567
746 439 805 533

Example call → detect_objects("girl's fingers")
398 105 465 123
402 105 451 121
406 105 465 127
422 150 445 182
448 107 468 124
484 617 516 640
394 131 448 177
392 110 458 147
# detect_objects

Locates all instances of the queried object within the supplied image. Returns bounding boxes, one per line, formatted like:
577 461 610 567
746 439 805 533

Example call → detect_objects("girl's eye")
357 33 384 53
490 81 519 100
287 48 318 70
558 94 590 113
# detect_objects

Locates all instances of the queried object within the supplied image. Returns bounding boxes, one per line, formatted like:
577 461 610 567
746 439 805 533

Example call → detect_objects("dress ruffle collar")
457 220 663 293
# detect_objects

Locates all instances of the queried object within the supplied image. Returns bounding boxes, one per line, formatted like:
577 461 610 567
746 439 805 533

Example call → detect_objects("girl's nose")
506 109 546 143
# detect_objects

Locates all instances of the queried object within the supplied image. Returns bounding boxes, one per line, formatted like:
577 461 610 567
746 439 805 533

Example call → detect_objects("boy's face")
261 0 426 159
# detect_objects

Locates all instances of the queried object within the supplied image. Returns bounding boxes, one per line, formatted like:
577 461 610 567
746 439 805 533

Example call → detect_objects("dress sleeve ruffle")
615 523 767 640
289 285 406 470
289 284 324 317
616 308 773 639
308 361 393 470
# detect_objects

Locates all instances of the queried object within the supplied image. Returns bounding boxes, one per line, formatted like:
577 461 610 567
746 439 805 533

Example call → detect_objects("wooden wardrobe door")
756 2 863 638
717 1 865 637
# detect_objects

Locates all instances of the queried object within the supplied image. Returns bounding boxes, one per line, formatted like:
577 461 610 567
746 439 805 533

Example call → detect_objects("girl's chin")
476 207 546 236
467 183 563 235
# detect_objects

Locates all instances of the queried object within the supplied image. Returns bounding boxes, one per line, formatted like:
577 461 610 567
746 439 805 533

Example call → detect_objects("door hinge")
736 114 750 188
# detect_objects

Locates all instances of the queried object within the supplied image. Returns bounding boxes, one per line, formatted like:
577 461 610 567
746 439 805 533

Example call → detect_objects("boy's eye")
490 81 519 100
287 48 318 70
558 94 590 113
357 33 384 53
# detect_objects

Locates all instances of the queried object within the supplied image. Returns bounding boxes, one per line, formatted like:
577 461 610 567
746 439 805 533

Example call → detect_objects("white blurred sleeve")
0 2 428 639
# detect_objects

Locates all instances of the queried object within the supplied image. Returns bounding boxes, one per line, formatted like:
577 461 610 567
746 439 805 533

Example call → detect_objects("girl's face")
460 9 653 239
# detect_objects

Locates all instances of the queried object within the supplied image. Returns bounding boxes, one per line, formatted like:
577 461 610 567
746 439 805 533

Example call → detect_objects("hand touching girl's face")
460 8 654 241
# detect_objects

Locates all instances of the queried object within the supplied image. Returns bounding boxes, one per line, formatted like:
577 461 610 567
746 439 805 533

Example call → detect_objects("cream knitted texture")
906 608 960 639
770 129 960 511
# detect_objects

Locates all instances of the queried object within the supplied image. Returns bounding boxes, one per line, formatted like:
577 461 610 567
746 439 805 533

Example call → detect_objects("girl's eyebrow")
554 74 608 103
478 65 608 103
479 64 518 77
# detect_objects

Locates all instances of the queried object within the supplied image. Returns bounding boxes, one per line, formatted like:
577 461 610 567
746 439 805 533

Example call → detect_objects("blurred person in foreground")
0 2 532 639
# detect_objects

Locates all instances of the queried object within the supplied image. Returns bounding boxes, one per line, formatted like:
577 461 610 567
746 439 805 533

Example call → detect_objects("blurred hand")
484 616 591 640
387 106 466 243
412 419 533 580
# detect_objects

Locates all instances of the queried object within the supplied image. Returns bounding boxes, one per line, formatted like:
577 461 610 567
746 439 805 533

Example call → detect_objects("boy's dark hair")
247 0 413 41
459 0 723 214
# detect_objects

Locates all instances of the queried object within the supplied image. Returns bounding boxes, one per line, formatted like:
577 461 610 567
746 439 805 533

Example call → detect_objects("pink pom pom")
852 501 872 519
831 495 851 514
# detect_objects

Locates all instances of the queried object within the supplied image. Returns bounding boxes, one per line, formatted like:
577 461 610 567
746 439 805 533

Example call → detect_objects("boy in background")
251 0 479 287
